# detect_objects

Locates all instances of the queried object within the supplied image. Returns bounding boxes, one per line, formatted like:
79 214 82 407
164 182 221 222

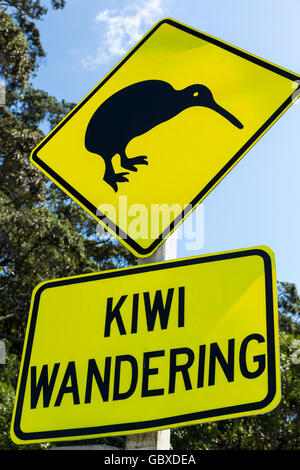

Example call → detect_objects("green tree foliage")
1 0 65 84
171 281 300 450
0 1 135 356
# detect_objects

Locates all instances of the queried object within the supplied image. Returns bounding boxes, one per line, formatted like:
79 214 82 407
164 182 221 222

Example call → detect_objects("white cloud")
82 0 166 69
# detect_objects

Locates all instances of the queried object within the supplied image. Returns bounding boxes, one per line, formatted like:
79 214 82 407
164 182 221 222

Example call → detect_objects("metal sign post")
125 231 178 450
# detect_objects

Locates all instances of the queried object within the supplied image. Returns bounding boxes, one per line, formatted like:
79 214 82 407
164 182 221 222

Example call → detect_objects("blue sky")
32 0 300 289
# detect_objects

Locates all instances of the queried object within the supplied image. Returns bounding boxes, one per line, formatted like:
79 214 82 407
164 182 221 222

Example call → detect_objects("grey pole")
125 230 178 451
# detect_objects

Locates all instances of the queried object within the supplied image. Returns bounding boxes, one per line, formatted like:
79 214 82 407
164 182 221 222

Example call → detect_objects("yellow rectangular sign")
29 18 300 258
11 246 280 444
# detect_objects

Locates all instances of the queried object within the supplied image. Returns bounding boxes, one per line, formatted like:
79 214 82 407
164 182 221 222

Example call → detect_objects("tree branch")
0 312 20 322
0 332 23 342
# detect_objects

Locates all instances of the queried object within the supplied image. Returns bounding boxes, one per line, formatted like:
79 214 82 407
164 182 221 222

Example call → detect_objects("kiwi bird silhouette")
85 80 243 192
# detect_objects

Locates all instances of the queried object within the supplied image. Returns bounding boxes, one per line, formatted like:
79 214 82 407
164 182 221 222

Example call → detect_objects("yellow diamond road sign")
11 246 280 444
30 18 300 257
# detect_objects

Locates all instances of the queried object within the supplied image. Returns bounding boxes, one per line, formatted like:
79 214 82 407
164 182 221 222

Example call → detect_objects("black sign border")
12 248 279 442
31 18 300 257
